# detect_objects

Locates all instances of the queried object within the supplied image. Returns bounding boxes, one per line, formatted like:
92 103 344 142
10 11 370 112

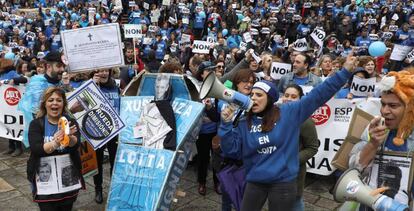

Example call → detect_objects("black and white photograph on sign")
38 162 52 182
69 89 98 120
56 155 81 191
367 152 414 205
36 156 58 195
61 165 80 188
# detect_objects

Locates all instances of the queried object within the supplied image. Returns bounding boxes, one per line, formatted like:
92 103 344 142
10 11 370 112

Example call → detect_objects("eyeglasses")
216 65 224 69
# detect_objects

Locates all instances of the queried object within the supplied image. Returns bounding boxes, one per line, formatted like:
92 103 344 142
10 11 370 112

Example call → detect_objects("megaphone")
199 72 253 111
334 168 408 211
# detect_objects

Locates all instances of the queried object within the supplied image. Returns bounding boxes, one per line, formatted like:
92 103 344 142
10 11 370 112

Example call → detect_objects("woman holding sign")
26 87 84 211
218 53 357 211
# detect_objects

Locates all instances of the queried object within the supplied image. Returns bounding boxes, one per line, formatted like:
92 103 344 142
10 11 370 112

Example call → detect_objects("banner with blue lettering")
67 80 125 150
108 73 204 210
107 144 174 211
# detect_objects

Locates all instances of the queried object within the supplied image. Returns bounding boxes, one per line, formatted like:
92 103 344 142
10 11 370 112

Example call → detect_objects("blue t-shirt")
293 75 309 86
44 117 68 153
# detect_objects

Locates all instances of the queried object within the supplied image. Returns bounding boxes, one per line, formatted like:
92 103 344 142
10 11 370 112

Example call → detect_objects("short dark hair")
285 84 304 98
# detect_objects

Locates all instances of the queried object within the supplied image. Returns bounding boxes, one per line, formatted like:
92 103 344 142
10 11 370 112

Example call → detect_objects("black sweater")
26 115 85 202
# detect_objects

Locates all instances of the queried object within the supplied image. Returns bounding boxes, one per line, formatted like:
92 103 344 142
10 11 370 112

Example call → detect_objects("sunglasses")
216 65 224 69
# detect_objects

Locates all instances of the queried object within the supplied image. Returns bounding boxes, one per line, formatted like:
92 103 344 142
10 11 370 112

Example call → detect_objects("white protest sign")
293 38 308 52
206 36 215 44
368 18 377 25
61 23 124 72
283 38 289 48
243 32 253 43
0 85 25 141
123 24 142 38
192 40 210 54
179 34 191 48
143 2 149 9
382 32 393 40
182 17 189 24
406 49 414 63
390 44 413 61
369 34 379 41
270 62 292 80
67 80 125 150
129 1 136 7
239 41 247 51
304 2 312 8
350 77 376 97
389 25 398 32
148 25 157 32
162 0 171 6
310 28 325 46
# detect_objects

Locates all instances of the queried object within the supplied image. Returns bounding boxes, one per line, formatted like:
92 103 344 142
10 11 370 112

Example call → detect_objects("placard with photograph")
366 151 414 204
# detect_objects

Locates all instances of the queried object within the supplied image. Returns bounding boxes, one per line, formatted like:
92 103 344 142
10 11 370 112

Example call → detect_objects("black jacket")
26 115 84 201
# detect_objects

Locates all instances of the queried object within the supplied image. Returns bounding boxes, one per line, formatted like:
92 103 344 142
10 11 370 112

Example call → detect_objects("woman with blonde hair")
314 55 334 78
27 87 84 211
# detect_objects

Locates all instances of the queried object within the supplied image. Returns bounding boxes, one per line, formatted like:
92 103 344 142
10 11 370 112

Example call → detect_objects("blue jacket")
218 69 351 183
100 80 121 114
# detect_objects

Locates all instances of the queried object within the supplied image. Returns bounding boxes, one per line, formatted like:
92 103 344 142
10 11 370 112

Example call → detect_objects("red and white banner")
0 85 25 141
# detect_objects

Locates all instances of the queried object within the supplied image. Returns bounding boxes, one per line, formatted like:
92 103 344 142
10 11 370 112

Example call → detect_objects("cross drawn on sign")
88 33 93 41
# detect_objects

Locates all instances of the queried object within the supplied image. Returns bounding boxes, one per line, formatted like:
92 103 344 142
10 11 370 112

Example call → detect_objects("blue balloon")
222 29 228 37
58 1 65 7
95 13 101 20
5 52 15 60
0 44 3 51
27 18 33 23
50 8 57 15
368 41 386 57
237 14 244 21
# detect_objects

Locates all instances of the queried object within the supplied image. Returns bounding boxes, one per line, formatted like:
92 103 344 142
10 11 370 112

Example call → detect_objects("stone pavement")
0 139 341 211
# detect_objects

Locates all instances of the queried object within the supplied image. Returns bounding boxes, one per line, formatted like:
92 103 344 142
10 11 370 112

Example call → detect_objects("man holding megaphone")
205 52 359 210
344 68 414 210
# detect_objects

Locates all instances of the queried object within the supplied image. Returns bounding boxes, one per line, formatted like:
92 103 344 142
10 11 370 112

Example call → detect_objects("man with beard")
18 51 66 146
278 53 322 93
119 44 144 89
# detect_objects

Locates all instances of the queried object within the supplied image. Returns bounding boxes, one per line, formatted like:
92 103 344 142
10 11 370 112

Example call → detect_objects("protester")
26 86 83 211
281 84 319 211
218 53 357 210
348 68 414 209
0 58 27 156
216 68 255 211
90 68 120 204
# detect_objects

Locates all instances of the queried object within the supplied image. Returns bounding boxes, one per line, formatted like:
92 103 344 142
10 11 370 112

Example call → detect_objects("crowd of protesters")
1 0 414 210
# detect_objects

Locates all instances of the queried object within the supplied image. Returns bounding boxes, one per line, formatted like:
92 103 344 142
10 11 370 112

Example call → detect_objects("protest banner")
406 49 414 63
310 28 325 47
192 40 210 54
307 98 381 175
179 34 191 49
78 141 98 178
390 44 413 61
67 80 125 150
123 24 142 38
293 38 308 52
108 74 204 210
61 23 124 72
270 62 292 80
0 85 25 141
350 77 376 97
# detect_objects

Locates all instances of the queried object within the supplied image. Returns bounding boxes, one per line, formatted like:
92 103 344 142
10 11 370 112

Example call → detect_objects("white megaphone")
334 168 408 211
199 72 253 111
